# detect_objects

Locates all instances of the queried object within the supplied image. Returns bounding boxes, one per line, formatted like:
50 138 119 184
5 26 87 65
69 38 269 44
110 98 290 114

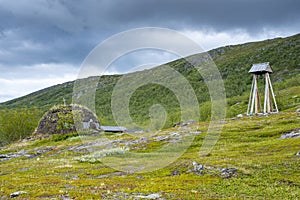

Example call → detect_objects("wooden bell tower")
247 62 278 115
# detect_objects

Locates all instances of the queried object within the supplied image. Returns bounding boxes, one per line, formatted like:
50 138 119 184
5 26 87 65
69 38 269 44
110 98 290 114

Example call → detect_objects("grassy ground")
0 108 299 199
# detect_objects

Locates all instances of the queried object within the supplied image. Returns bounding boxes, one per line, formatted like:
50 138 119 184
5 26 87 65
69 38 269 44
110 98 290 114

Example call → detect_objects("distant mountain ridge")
1 33 299 126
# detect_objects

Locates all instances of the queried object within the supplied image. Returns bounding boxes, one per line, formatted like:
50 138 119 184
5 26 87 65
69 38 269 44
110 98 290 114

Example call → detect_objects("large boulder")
34 104 100 135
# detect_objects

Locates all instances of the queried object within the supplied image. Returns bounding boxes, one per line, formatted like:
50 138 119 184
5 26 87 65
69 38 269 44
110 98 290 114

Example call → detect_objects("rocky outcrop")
34 104 100 135
10 191 27 198
191 161 238 178
280 128 300 139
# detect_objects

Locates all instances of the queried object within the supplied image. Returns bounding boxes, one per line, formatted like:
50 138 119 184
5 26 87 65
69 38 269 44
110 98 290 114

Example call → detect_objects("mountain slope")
0 34 299 126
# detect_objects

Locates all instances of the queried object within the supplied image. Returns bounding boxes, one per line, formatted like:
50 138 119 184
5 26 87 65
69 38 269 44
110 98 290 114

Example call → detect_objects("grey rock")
136 193 161 199
190 163 238 178
34 104 100 135
170 170 180 176
192 161 204 171
24 154 37 159
172 120 194 127
219 167 238 173
1 147 55 161
0 153 20 161
60 194 70 200
18 149 26 155
136 175 144 179
0 154 10 159
190 131 202 135
145 193 161 199
236 114 243 118
71 175 79 180
169 136 182 143
218 168 238 178
169 132 179 136
10 191 27 198
186 120 195 125
154 135 169 141
280 130 300 139
172 121 182 127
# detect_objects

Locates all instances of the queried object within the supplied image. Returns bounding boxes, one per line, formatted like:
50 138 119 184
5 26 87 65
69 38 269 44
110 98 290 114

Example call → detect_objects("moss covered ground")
1 108 299 199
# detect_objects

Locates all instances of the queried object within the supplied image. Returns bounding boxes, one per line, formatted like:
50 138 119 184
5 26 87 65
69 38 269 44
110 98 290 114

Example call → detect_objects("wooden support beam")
267 83 271 113
250 74 257 115
263 73 268 113
254 75 259 114
247 76 255 115
267 73 279 113
257 86 262 113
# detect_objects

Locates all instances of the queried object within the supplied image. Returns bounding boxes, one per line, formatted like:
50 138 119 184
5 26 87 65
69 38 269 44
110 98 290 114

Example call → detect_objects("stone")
10 191 27 198
144 193 161 199
172 121 182 127
236 114 243 118
169 136 182 143
295 108 300 113
153 135 168 141
186 120 195 125
60 194 70 200
136 193 161 199
172 120 194 127
169 132 179 136
190 131 202 135
18 149 26 155
189 162 239 178
0 154 11 159
136 175 144 179
218 167 238 178
192 161 204 171
219 167 238 173
280 129 300 139
171 170 180 176
35 104 100 135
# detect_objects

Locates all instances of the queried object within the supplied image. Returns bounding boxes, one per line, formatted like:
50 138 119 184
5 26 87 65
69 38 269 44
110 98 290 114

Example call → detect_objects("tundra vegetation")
0 34 299 199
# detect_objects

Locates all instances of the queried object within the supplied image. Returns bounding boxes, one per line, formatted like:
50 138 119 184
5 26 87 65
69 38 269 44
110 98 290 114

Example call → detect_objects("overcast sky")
0 0 299 102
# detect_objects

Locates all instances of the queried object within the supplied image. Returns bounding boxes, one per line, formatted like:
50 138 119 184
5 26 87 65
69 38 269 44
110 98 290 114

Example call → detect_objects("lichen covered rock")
35 104 100 135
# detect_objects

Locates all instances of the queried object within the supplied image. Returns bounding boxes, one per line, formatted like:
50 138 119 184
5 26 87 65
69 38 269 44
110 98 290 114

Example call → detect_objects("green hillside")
0 34 299 127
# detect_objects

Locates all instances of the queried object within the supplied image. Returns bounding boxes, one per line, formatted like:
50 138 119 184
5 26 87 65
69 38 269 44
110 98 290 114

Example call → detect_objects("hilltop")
0 34 299 127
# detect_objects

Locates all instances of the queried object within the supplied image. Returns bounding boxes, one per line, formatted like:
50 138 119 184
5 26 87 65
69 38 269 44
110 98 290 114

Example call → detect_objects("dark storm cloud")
0 0 299 102
0 0 299 67
90 0 300 31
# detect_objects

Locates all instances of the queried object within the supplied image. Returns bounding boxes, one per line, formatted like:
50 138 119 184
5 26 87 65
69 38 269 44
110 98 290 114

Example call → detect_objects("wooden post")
250 74 257 115
267 82 271 113
254 75 259 114
263 74 268 113
267 73 279 113
247 76 255 115
257 86 262 113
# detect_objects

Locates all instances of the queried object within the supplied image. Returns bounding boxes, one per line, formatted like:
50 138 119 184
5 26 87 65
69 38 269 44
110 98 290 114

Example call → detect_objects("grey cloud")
0 0 299 102
1 0 299 32
0 0 299 67
71 0 300 32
